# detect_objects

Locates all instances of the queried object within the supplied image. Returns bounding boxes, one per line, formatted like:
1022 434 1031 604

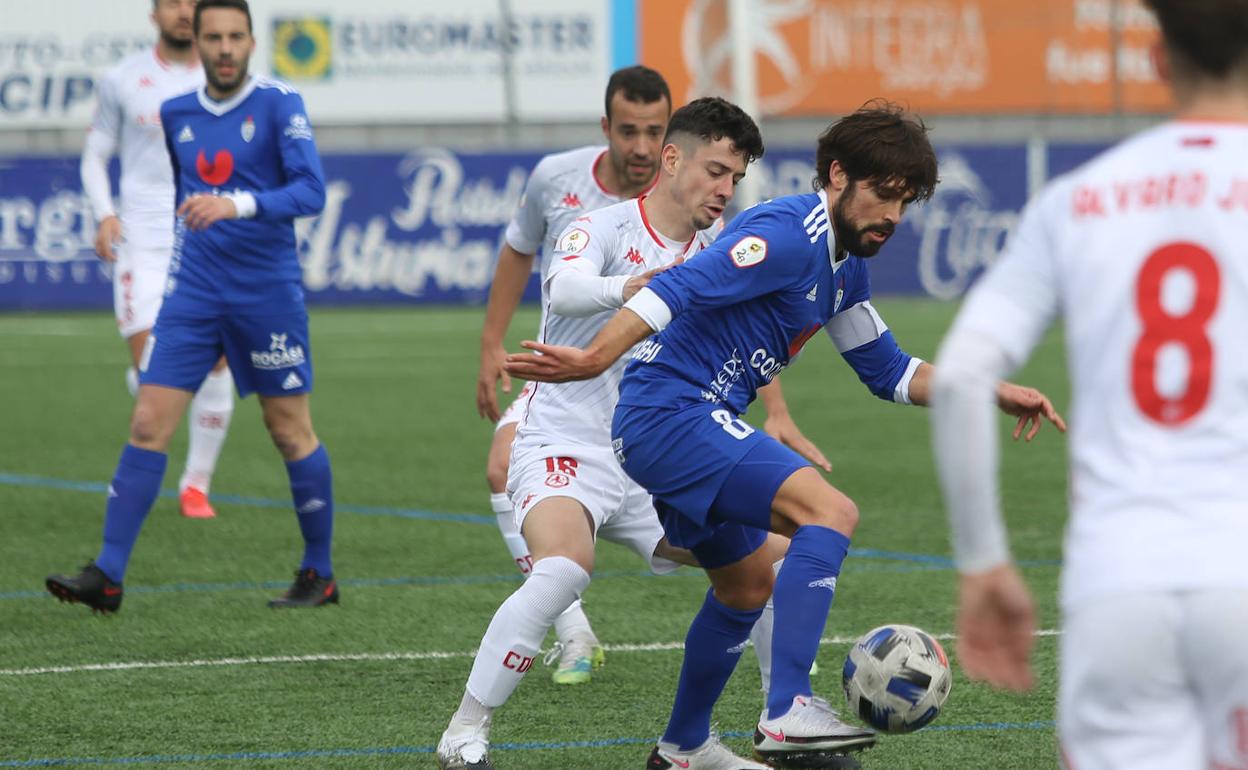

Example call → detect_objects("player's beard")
613 151 656 188
831 186 894 257
160 29 193 52
206 57 249 95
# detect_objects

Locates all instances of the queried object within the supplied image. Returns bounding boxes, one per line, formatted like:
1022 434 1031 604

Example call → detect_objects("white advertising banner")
0 0 610 129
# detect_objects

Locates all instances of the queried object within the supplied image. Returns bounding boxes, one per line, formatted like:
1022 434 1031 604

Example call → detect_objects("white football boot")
753 695 876 766
436 716 496 770
646 734 771 769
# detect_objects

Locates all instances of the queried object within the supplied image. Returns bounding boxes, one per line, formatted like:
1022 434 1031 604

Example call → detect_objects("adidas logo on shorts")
282 372 303 390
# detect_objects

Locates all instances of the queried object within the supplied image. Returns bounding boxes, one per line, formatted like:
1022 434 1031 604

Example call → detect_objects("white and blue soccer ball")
842 623 952 733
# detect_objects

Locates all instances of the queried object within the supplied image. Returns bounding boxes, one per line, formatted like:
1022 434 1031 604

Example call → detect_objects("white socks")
492 492 595 642
465 555 590 708
179 368 234 494
749 558 785 696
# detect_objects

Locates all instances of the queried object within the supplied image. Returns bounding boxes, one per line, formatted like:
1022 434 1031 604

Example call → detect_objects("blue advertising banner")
0 143 1107 311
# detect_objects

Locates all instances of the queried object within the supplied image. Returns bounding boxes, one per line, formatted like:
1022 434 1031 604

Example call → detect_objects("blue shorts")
613 401 808 569
141 305 313 398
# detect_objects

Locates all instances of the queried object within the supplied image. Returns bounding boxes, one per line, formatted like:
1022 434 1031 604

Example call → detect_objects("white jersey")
516 197 721 447
952 121 1248 608
504 145 642 300
84 49 202 248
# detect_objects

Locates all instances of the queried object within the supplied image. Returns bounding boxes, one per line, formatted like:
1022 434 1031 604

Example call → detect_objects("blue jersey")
617 190 918 415
160 76 326 309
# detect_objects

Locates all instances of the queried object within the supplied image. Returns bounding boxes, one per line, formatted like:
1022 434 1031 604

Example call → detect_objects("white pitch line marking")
0 629 1062 677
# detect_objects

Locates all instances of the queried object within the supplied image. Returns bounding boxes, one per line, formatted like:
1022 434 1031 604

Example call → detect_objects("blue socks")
766 525 850 719
286 444 334 577
96 444 168 583
662 587 763 751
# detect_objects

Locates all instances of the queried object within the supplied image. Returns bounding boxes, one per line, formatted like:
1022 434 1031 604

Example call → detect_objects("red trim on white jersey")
590 150 613 195
636 195 696 252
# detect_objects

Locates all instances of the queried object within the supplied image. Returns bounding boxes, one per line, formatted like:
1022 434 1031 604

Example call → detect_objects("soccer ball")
842 623 952 733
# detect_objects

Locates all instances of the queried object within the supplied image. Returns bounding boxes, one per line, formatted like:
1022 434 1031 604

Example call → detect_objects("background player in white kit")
475 66 671 685
932 1 1248 767
439 98 770 770
81 0 234 520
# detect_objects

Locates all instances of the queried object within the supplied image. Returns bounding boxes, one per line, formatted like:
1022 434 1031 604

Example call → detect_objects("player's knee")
128 404 173 450
263 415 316 460
786 494 859 537
715 571 774 610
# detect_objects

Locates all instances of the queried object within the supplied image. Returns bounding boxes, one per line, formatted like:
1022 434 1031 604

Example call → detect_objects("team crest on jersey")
557 227 590 254
729 236 767 268
241 116 255 142
284 113 313 141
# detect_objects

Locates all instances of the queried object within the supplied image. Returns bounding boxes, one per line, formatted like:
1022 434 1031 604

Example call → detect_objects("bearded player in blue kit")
507 103 1065 769
46 0 338 613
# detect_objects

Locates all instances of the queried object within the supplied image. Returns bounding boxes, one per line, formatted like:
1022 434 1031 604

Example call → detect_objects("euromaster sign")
0 0 609 128
639 0 1170 116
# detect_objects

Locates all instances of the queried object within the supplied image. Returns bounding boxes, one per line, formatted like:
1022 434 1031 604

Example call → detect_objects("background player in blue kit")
506 103 1065 768
46 0 338 613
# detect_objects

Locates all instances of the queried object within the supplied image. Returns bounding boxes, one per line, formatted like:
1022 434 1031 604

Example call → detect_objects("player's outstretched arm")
907 362 1066 441
504 308 653 383
478 243 536 420
758 379 832 472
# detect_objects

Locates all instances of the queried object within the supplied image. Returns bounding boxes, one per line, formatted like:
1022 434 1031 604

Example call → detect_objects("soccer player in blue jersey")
507 102 1064 768
46 0 337 613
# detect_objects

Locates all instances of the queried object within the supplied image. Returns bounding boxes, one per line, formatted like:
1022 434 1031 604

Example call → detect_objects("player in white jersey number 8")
933 2 1248 768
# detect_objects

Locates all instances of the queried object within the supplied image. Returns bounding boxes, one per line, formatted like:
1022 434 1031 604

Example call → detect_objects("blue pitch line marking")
0 723 1057 767
0 472 492 525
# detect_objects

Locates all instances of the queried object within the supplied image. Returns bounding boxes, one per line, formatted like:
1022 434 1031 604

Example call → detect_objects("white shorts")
506 439 679 575
494 382 534 432
1059 589 1248 770
113 244 172 339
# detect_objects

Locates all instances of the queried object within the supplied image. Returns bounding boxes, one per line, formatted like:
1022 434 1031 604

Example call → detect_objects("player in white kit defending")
932 1 1248 768
476 66 671 685
439 98 772 770
80 0 233 520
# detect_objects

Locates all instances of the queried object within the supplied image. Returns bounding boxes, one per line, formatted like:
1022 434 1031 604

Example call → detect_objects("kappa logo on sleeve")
556 227 590 255
729 235 767 268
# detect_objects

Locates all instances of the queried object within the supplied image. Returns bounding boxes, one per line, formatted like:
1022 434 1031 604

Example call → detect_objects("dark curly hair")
813 100 937 202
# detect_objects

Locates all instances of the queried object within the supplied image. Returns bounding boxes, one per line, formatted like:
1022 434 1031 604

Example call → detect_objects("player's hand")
504 340 602 383
995 382 1067 441
178 194 237 231
955 563 1036 692
622 263 678 303
477 342 511 421
764 412 832 472
94 216 123 262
